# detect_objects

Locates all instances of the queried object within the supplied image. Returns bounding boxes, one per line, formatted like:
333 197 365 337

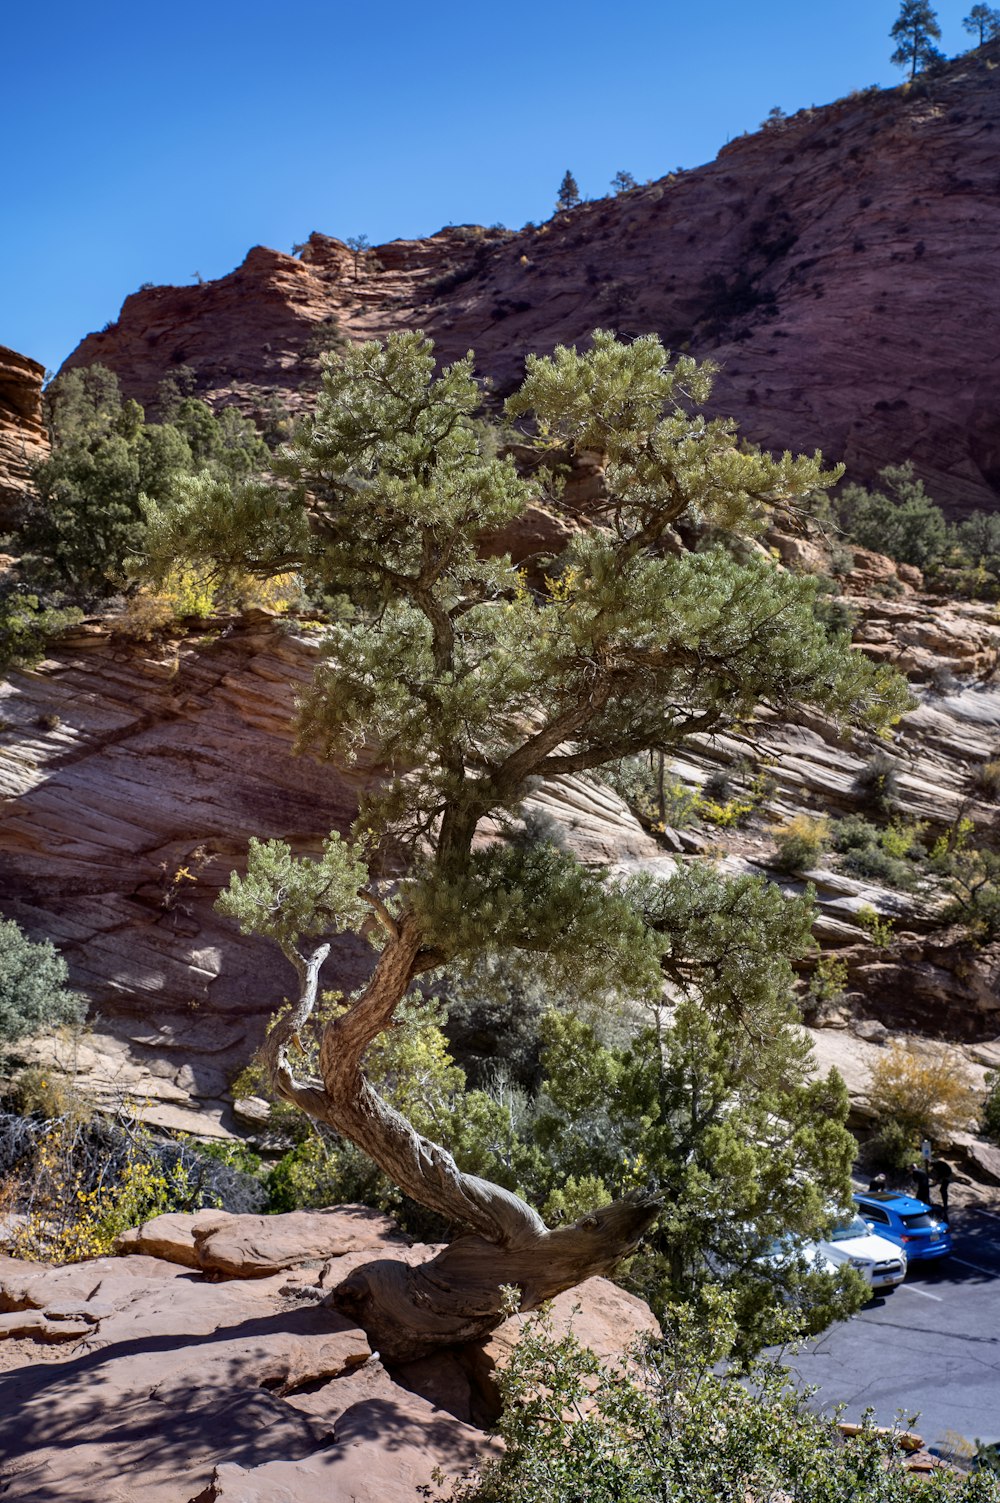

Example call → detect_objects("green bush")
16 365 267 604
831 814 926 890
854 751 900 814
834 463 948 570
981 1072 1000 1147
0 918 83 1060
0 583 82 674
442 1300 1000 1503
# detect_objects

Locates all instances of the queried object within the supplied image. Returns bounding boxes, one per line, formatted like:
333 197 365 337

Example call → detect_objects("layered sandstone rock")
63 45 1000 515
0 1210 657 1502
0 612 657 1131
0 345 46 527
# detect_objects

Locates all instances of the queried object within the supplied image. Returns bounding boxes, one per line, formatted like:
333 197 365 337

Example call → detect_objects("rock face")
0 1208 657 1502
63 45 1000 515
0 612 657 1131
0 344 46 527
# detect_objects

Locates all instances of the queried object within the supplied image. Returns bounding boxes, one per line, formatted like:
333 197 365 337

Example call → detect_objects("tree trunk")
262 918 662 1361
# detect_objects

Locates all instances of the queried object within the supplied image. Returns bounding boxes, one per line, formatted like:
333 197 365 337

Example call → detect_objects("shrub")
981 1072 1000 1147
855 905 894 947
831 815 926 890
773 814 830 872
441 1301 999 1503
854 750 900 814
834 463 949 570
0 583 82 674
867 1042 979 1149
931 829 1000 943
0 1100 265 1262
112 564 302 639
973 759 1000 800
805 952 849 1006
0 919 84 1061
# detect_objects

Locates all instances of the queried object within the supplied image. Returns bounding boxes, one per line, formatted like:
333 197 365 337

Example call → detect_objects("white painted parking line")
897 1283 943 1301
970 1208 1000 1224
951 1256 998 1277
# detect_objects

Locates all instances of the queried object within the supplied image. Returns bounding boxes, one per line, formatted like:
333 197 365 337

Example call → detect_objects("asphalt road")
783 1205 1000 1455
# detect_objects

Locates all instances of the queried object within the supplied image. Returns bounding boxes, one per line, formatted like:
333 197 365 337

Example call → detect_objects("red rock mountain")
64 45 1000 515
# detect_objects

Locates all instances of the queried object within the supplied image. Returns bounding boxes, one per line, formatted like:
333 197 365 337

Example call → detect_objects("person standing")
932 1159 953 1220
911 1161 931 1204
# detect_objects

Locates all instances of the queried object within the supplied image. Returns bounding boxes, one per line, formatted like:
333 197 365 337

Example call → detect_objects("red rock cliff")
63 45 1000 515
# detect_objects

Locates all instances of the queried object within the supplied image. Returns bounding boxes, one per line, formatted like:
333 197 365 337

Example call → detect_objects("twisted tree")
150 330 907 1359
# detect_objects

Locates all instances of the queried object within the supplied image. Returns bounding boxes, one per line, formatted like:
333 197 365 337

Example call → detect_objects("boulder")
117 1204 405 1277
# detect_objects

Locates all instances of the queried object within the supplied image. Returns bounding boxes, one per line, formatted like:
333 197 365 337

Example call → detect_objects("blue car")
853 1191 952 1262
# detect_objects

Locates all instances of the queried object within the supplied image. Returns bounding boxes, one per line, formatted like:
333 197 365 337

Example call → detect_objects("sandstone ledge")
0 1208 657 1502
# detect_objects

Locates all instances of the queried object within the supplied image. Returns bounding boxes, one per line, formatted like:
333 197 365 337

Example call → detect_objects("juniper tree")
148 330 907 1359
964 4 1000 44
890 0 944 78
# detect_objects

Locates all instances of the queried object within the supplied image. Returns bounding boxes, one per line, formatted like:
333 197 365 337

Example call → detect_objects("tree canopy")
964 4 1000 44
150 329 908 1357
890 1 944 77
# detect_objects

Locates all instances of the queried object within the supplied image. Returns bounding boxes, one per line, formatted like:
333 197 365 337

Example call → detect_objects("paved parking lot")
784 1205 1000 1454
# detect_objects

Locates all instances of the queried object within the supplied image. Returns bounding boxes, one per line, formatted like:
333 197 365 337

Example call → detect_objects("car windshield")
830 1216 871 1241
902 1212 935 1229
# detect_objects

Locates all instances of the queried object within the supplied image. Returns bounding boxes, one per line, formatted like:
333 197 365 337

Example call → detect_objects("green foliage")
964 5 1000 44
522 868 861 1351
806 952 849 1007
0 359 274 680
606 755 768 836
249 995 542 1229
440 1300 1000 1503
929 820 1000 942
0 581 82 674
410 836 663 1005
832 814 927 890
178 330 906 999
610 169 637 194
0 918 83 1061
855 905 895 947
981 1071 1000 1147
556 170 581 211
442 952 551 1090
2 1097 265 1261
830 466 1000 601
153 330 911 1332
216 835 371 955
890 0 944 77
811 578 857 639
834 463 948 569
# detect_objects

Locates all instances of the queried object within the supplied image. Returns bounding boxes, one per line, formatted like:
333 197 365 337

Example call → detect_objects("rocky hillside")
1 547 999 1143
63 44 1000 515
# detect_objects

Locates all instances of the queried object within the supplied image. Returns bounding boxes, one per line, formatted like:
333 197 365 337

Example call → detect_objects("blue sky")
3 1 977 374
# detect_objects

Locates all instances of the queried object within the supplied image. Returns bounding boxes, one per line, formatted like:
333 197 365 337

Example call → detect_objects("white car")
815 1213 907 1291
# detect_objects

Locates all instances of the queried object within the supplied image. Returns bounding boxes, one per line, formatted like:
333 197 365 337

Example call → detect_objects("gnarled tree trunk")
263 916 661 1362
